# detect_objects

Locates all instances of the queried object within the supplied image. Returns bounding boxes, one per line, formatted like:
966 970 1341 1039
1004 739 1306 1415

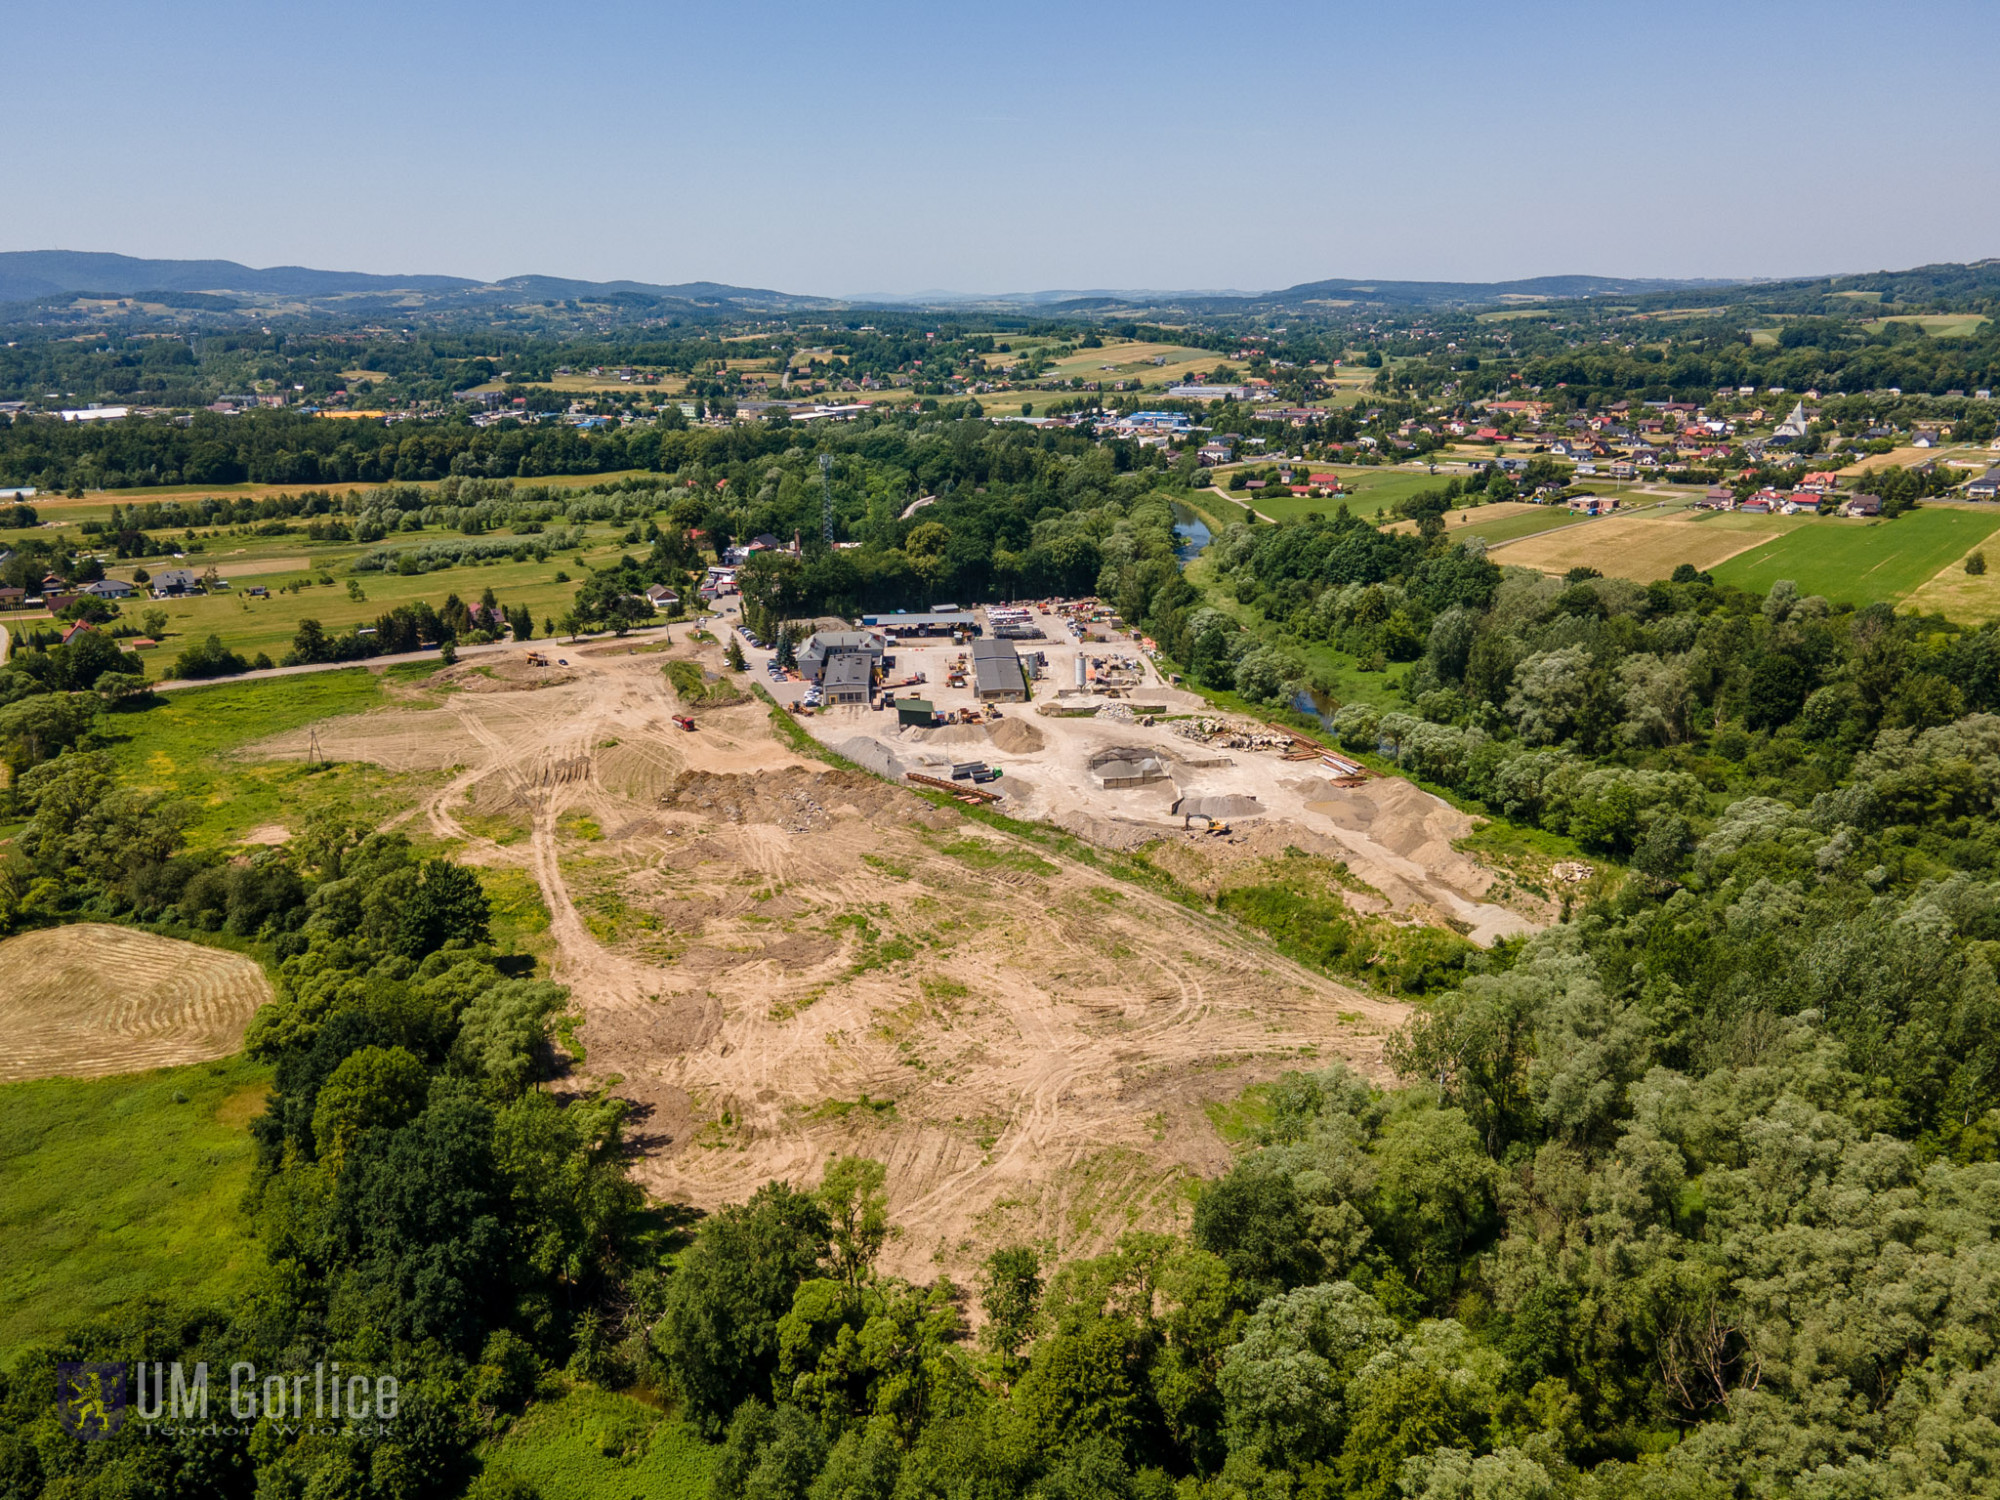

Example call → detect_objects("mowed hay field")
1044 339 1216 385
1906 534 2000 622
1497 509 1780 582
1710 505 2000 604
0 925 274 1082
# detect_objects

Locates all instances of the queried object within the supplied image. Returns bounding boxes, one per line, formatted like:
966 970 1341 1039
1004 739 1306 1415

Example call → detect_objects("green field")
0 520 642 668
1863 314 1991 338
1709 505 2000 604
476 1386 714 1500
1214 465 1460 523
1459 507 1588 544
0 1055 271 1357
100 665 434 844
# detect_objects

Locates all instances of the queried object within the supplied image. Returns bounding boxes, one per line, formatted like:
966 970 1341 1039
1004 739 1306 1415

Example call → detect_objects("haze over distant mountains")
0 249 1745 316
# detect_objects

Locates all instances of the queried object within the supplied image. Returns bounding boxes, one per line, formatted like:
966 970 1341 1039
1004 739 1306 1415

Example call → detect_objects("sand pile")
1173 793 1263 820
908 723 992 746
988 718 1046 754
835 737 907 780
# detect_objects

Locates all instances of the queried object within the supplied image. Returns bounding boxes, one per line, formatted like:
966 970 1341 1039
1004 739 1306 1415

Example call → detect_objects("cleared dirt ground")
0 925 275 1082
250 643 1429 1280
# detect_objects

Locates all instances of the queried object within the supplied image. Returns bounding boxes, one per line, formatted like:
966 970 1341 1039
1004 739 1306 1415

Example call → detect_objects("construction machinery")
672 714 696 731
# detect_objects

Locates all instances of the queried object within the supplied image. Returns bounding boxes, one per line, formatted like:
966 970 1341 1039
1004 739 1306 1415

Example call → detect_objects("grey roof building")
859 610 978 637
801 630 884 682
823 653 874 704
972 637 1026 702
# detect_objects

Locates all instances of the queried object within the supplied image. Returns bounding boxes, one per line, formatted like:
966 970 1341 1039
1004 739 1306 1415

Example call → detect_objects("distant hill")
0 250 472 303
8 250 1993 326
1280 273 1738 304
0 251 829 312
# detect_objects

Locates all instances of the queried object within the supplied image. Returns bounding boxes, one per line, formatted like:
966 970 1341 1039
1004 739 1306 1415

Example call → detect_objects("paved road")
146 620 697 693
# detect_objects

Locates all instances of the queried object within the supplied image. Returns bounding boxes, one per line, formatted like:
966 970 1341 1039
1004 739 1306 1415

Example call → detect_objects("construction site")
237 611 1545 1283
769 600 1539 946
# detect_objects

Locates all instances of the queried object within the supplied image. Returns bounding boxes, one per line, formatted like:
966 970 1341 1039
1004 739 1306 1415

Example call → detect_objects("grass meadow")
1212 464 1464 523
98 664 438 845
1709 504 2000 604
0 1054 271 1358
2 518 643 667
475 1386 714 1500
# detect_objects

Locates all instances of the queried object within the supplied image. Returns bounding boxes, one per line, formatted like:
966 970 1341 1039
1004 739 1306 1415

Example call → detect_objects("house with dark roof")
151 568 202 598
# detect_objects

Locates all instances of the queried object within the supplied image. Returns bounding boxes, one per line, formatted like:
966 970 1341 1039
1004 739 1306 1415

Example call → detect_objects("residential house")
81 578 135 600
1967 467 2000 502
1845 494 1883 517
643 584 680 611
151 568 202 598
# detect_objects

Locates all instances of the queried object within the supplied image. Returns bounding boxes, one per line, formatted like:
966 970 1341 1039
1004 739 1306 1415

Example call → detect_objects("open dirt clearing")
247 641 1452 1280
0 926 275 1082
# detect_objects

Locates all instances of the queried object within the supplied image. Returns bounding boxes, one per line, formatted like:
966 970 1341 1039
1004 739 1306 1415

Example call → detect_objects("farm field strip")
1709 504 2000 603
1497 511 1788 582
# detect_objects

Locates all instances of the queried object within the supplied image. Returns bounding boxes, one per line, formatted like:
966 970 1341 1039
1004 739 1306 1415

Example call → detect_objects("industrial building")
859 609 978 639
823 653 875 705
971 637 1027 702
801 630 885 682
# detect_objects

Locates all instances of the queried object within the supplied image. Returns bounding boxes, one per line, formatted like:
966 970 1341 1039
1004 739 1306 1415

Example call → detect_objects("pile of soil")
436 658 576 693
908 723 992 746
660 767 900 828
988 718 1046 754
835 737 908 780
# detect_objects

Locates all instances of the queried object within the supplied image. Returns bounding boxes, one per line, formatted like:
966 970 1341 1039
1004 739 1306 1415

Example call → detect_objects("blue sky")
9 0 1996 295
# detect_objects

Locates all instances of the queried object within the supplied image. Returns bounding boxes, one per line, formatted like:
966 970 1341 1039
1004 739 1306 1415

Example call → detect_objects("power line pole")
819 454 834 545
